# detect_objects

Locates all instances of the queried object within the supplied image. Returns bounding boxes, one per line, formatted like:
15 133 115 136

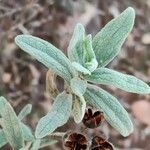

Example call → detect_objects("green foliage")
0 130 7 148
82 34 98 72
21 123 34 141
72 62 91 75
85 67 150 94
35 92 72 138
70 77 87 96
30 139 41 150
13 6 150 141
84 84 133 137
0 97 24 150
68 24 98 73
92 7 135 67
0 97 59 149
68 23 85 62
15 35 77 83
18 104 32 120
70 77 87 123
72 95 86 123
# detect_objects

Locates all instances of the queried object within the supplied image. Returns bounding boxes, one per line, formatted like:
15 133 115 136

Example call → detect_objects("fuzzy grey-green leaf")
85 68 150 94
0 124 34 148
18 104 32 120
0 129 7 148
93 7 135 67
0 97 24 150
72 62 91 75
84 84 133 137
83 34 98 72
72 95 86 123
30 139 41 150
15 35 77 83
70 77 87 123
35 92 72 138
21 123 34 141
70 77 87 96
68 23 85 62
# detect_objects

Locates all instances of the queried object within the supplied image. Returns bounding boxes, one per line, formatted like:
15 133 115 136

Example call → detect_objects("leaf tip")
125 7 135 19
15 35 22 43
76 23 84 28
122 119 134 137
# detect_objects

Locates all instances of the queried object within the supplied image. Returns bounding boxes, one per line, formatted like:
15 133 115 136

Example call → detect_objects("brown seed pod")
82 108 104 128
64 132 88 150
91 136 113 150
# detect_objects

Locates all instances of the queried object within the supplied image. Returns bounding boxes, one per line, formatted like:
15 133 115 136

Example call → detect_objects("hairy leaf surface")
68 23 85 62
85 68 150 94
30 139 41 150
93 7 135 67
70 77 87 96
0 97 24 150
35 92 72 138
0 129 7 148
21 123 34 141
72 62 91 75
83 34 98 72
84 85 133 137
15 35 76 83
72 95 86 123
18 104 32 120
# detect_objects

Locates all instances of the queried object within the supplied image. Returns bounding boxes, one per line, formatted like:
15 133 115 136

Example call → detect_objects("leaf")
72 95 86 123
72 62 91 75
0 129 7 148
35 92 72 138
0 97 24 150
40 138 57 148
0 121 34 145
68 23 85 62
18 104 34 141
21 123 34 141
84 68 150 94
84 58 98 73
70 77 87 96
83 34 98 72
15 35 77 83
70 77 87 123
68 25 98 72
46 69 59 99
18 104 32 120
84 84 133 137
92 7 135 67
30 139 41 150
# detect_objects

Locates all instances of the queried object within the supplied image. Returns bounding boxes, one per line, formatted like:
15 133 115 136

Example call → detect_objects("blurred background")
0 0 150 149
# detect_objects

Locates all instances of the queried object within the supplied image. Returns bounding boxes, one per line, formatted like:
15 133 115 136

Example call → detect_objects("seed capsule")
64 132 88 150
91 136 113 150
82 108 104 128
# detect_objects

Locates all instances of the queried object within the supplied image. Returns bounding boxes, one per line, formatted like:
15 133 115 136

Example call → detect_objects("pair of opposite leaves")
14 7 150 140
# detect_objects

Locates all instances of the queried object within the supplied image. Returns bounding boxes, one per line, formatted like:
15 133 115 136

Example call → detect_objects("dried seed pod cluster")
64 108 113 150
91 136 113 150
64 132 88 150
64 132 113 150
82 108 104 128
